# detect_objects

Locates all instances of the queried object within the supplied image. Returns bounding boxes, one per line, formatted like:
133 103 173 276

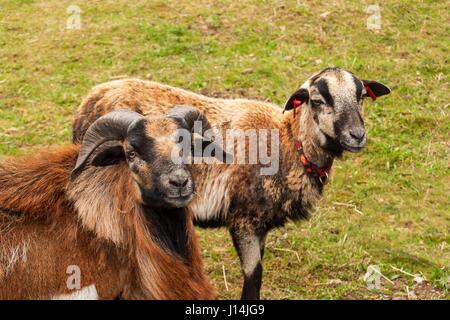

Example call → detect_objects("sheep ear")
91 142 126 167
362 80 391 98
283 88 309 113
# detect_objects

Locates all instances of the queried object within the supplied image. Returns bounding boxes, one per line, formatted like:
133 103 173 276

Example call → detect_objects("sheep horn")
72 109 145 179
168 105 212 137
168 105 232 161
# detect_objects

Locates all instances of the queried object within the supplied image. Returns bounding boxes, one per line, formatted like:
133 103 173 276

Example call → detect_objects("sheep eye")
311 99 323 107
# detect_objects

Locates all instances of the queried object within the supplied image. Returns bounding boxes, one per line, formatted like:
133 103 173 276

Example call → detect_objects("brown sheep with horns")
0 106 221 299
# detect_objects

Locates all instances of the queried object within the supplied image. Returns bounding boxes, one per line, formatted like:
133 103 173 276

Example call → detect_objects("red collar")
290 99 333 183
295 139 333 183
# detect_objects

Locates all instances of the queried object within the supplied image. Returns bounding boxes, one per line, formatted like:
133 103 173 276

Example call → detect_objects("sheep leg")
231 228 267 300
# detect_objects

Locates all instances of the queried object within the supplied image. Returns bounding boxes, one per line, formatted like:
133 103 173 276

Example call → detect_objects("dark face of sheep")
284 67 391 154
72 106 223 208
121 117 196 208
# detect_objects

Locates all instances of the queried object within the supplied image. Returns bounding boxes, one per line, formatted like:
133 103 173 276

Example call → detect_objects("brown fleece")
0 146 214 299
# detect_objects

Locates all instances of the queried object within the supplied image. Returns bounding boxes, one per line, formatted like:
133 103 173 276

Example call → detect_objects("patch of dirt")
390 278 447 300
343 278 447 300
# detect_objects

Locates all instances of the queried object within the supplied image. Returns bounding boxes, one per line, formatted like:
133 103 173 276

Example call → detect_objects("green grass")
0 0 448 299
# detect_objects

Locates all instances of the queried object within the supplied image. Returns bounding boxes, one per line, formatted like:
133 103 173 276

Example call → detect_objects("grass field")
0 0 448 299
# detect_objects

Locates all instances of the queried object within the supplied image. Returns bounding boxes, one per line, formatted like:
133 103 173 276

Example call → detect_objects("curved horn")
72 109 145 178
168 105 231 161
168 105 212 136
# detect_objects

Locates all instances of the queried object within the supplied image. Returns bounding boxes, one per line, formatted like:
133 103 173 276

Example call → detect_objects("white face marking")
324 71 358 112
190 170 231 222
52 284 99 300
316 126 329 145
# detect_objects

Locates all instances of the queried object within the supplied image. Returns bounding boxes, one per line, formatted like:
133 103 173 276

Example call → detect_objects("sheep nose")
169 170 190 188
349 127 366 143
